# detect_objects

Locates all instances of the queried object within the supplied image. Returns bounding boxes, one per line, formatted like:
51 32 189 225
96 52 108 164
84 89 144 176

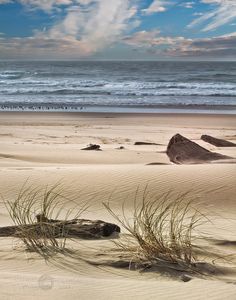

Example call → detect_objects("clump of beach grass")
4 182 88 258
104 189 207 272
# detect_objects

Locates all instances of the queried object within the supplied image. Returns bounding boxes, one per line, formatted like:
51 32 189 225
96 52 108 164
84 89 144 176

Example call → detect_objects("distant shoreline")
0 104 236 115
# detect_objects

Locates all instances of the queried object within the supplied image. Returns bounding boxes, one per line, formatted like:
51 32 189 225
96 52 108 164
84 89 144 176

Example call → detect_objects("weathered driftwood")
134 142 160 145
201 135 236 147
81 144 101 151
0 217 120 239
166 134 232 164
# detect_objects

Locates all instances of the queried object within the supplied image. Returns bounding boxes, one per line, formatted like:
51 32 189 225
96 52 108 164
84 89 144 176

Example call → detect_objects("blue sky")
0 0 236 59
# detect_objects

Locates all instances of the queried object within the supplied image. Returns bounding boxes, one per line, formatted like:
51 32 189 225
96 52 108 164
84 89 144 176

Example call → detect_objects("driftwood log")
0 216 120 239
201 135 236 147
166 134 232 164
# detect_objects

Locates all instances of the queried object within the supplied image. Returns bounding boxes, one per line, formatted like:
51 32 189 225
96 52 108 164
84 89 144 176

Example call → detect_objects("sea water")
0 60 235 113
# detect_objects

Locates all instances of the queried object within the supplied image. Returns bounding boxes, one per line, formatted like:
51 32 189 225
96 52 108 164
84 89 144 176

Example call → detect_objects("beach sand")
0 112 236 300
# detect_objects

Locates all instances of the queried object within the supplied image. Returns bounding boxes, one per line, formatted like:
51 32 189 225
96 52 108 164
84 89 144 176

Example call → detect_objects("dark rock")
201 135 236 147
116 146 125 150
81 144 101 151
166 134 232 164
0 218 120 239
134 142 160 145
180 274 192 282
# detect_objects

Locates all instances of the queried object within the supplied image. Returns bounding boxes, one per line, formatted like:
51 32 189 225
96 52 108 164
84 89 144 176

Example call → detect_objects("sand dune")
0 112 236 299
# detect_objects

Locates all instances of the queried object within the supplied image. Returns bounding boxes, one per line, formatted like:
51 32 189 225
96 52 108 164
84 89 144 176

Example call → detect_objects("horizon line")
1 59 236 62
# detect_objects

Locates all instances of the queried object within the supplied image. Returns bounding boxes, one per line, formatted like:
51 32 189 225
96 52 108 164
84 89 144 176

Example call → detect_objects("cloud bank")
168 33 236 57
122 30 236 58
123 30 185 47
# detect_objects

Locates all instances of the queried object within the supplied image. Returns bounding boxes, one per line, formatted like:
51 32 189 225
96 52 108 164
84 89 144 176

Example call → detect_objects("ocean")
0 60 236 113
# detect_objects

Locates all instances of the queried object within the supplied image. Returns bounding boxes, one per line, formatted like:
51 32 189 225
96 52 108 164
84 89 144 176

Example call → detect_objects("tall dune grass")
104 189 206 271
4 183 88 258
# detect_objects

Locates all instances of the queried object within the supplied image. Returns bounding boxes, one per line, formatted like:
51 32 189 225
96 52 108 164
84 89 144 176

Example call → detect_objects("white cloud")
193 12 204 16
179 1 194 9
11 0 73 12
122 30 185 47
201 0 229 3
0 0 12 3
123 30 185 54
0 0 139 58
221 31 236 37
123 30 161 46
0 0 98 12
0 36 85 59
142 0 172 15
189 0 236 31
44 0 138 55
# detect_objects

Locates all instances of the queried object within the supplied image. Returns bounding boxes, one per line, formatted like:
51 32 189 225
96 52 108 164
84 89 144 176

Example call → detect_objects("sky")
0 0 236 60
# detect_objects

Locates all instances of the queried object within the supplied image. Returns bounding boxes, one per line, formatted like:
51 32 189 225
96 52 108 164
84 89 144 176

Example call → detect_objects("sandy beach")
0 111 236 300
